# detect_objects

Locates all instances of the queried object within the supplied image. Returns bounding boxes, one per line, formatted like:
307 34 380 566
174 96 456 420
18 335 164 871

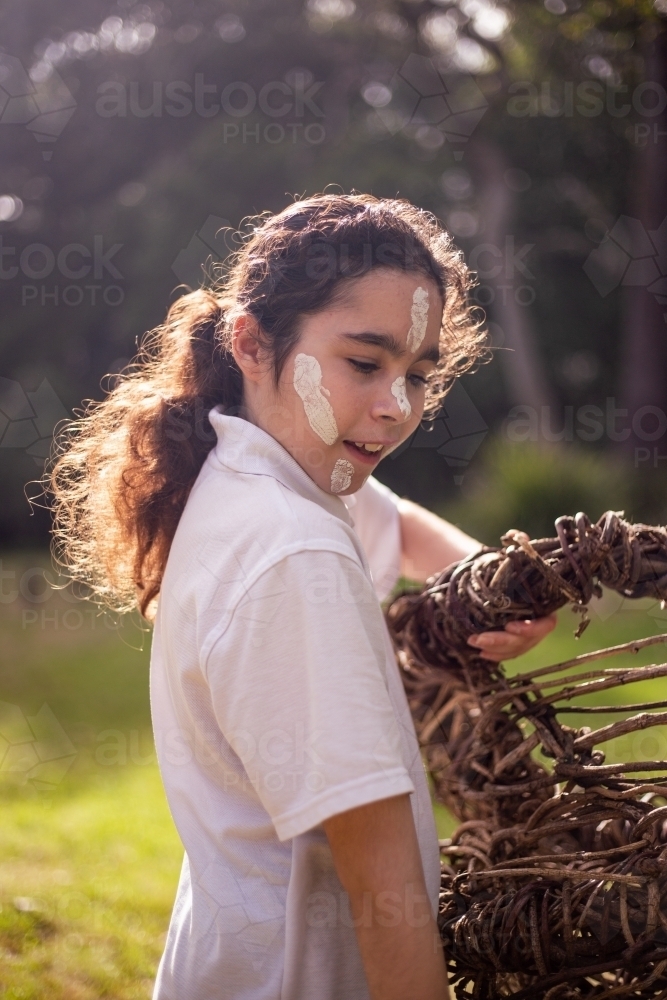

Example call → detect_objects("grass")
2 552 667 995
0 553 182 1000
0 768 179 1000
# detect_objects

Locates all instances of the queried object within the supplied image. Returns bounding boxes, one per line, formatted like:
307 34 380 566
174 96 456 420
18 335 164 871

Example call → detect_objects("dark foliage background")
1 0 666 546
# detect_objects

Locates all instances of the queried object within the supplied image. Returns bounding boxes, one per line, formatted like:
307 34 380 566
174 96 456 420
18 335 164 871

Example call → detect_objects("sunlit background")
1 1 667 995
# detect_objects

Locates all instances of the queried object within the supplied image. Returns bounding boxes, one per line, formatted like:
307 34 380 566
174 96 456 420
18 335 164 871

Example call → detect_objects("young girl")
49 193 555 1000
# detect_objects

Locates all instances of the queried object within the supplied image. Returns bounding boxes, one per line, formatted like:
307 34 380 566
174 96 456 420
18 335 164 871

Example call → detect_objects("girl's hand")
467 613 558 662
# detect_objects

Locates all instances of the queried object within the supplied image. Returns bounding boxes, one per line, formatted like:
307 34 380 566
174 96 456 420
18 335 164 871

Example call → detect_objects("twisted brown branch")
387 511 667 998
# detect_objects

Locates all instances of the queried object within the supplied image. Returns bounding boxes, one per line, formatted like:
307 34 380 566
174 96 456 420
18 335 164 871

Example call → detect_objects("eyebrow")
339 331 440 365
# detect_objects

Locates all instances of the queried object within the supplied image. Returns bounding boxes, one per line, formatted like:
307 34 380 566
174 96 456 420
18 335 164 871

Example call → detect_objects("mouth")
343 441 386 465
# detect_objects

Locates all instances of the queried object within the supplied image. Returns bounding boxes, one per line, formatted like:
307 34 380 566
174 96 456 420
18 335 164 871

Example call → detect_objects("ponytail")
49 289 241 618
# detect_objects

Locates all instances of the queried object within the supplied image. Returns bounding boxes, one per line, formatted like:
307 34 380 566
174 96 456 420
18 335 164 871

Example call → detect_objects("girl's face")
235 268 443 496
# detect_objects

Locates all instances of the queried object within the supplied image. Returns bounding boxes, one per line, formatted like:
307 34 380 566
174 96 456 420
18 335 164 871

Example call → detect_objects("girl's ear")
231 313 269 382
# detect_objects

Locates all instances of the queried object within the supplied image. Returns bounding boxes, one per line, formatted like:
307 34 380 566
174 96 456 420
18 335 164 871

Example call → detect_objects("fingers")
467 614 558 662
504 614 557 639
467 631 529 662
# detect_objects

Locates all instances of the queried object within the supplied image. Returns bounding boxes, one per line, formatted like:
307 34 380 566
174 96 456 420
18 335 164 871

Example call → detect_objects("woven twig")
387 511 667 998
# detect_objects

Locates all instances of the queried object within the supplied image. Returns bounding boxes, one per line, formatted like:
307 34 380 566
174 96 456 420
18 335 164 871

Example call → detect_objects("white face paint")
391 376 411 418
293 353 338 446
406 286 429 353
330 458 354 494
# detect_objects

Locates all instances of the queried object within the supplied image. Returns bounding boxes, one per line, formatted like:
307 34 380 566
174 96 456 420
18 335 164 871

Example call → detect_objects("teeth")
353 442 383 453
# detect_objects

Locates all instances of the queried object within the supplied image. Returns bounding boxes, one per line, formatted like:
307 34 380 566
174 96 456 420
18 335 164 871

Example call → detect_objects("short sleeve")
345 476 402 602
204 548 414 841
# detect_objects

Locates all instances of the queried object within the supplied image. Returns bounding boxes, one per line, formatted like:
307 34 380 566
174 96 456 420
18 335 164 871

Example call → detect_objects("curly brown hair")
47 192 488 619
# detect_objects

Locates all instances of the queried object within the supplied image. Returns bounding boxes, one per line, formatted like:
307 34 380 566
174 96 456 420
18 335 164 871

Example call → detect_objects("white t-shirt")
150 409 439 1000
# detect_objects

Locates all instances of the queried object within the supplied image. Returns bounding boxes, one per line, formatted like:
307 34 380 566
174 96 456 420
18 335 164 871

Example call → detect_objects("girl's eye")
348 359 379 375
407 373 428 388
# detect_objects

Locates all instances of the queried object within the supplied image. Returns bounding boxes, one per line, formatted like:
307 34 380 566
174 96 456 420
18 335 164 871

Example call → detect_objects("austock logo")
0 701 77 791
0 54 76 160
193 858 285 968
371 54 488 160
391 380 488 485
0 234 125 308
172 215 231 288
0 376 69 465
583 215 667 320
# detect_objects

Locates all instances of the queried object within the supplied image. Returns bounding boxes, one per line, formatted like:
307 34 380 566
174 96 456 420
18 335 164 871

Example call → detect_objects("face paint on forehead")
391 376 411 418
330 458 354 494
293 353 338 446
406 286 429 353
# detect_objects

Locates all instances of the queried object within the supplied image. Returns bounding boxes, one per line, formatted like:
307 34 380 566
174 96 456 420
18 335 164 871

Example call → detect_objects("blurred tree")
0 0 665 543
440 436 631 545
499 2 667 452
619 24 667 452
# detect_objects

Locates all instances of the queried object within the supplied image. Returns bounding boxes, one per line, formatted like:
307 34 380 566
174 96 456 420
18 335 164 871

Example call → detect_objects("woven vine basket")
387 512 667 999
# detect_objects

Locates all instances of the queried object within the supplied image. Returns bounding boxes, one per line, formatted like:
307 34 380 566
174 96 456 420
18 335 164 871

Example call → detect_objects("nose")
370 377 413 424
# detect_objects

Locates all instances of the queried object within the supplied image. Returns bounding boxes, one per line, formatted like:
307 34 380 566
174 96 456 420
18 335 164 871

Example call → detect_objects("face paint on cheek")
406 286 429 353
330 458 354 494
391 376 411 418
292 353 339 446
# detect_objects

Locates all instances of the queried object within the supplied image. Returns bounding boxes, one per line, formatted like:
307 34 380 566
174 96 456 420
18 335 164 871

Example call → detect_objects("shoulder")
350 475 401 522
186 455 362 556
346 476 403 603
161 454 367 620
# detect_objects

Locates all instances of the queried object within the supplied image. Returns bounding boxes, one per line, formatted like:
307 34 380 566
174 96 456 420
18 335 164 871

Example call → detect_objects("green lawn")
0 553 181 1000
2 552 667 997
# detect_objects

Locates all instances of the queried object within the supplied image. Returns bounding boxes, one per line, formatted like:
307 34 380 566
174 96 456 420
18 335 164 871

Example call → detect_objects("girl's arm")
323 793 450 1000
397 497 480 581
396 498 557 661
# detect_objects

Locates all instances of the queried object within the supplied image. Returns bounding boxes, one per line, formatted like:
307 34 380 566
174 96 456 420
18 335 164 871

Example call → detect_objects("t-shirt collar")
208 407 353 526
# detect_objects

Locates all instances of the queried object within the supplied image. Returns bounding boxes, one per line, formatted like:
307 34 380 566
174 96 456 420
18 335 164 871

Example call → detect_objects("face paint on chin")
407 286 429 353
391 376 411 418
330 458 354 493
293 353 338 446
